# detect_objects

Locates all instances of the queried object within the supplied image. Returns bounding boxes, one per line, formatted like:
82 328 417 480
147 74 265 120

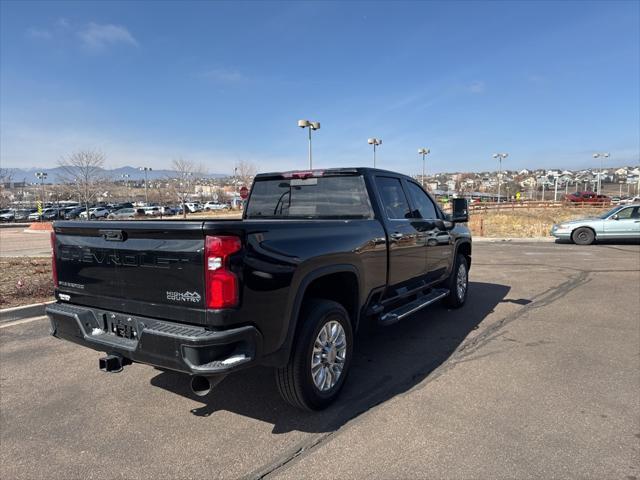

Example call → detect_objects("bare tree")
57 150 108 218
0 168 14 208
235 159 257 188
168 158 205 218
0 168 13 184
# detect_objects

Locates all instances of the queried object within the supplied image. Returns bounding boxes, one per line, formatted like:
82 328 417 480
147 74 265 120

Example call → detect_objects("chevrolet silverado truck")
46 167 472 410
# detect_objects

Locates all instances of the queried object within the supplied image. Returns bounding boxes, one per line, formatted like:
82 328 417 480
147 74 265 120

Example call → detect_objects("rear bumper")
46 302 262 376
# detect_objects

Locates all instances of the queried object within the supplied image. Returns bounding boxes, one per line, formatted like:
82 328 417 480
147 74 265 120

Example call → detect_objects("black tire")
276 299 353 411
90 214 95 220
572 227 595 245
443 254 469 308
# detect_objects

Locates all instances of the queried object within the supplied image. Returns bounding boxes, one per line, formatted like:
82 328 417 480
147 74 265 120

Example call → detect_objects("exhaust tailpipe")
190 375 226 397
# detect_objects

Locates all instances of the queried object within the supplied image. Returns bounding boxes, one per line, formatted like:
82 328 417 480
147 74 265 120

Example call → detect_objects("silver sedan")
551 204 640 245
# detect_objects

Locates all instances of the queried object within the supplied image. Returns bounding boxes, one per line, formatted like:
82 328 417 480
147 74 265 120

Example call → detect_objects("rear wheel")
443 254 469 308
276 299 353 410
572 227 595 245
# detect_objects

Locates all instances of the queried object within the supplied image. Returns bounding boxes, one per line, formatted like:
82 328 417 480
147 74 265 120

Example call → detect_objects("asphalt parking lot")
1 242 639 479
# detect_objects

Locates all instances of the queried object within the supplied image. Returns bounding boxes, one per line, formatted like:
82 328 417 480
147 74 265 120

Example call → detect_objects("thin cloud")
78 23 138 50
199 68 248 85
26 27 52 40
467 80 486 94
56 18 70 29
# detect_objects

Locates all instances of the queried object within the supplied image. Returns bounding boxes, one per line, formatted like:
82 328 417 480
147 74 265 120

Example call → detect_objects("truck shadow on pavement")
151 281 510 434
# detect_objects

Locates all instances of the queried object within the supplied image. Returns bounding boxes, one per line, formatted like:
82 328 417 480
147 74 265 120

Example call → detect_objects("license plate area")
104 313 139 340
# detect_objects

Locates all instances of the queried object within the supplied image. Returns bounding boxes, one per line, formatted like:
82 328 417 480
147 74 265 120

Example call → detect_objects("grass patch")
0 257 53 308
468 206 609 238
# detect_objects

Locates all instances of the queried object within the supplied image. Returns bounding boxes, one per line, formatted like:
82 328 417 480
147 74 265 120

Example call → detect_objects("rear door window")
375 176 411 220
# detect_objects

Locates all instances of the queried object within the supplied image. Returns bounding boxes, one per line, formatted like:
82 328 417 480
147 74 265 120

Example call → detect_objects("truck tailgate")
53 221 207 324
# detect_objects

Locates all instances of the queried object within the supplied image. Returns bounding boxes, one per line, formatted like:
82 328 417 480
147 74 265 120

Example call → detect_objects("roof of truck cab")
255 167 412 179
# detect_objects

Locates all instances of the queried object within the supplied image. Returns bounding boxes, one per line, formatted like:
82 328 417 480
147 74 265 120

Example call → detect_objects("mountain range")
5 166 228 183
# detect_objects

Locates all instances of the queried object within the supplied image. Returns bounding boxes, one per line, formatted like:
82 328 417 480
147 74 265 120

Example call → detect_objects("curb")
0 301 55 324
473 237 556 243
0 223 32 229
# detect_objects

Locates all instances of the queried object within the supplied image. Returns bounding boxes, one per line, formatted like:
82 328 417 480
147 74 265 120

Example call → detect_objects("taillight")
205 235 241 309
50 231 58 288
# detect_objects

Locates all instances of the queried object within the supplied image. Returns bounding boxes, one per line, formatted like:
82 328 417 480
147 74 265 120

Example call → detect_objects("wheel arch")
455 240 472 269
266 265 361 367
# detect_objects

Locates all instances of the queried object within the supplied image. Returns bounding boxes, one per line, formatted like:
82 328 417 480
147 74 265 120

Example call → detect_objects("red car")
565 191 611 204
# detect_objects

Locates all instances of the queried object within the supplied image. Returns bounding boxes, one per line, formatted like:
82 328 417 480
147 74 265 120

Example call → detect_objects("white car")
204 201 230 211
79 207 109 220
619 196 640 205
143 206 162 216
184 202 202 213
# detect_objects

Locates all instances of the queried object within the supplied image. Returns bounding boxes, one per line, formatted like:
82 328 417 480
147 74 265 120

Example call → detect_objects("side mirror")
611 214 619 220
451 198 469 223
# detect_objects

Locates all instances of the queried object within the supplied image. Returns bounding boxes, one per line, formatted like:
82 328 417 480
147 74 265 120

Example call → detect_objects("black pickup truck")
46 167 471 410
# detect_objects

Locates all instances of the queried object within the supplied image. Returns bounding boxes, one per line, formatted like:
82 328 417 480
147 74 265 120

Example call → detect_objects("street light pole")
592 152 609 195
121 174 130 201
139 167 152 204
492 153 508 203
368 138 382 167
298 120 321 169
35 172 47 222
418 148 430 188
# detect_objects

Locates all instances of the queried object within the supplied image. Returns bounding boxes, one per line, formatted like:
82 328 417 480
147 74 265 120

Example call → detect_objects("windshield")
599 206 623 219
245 175 373 219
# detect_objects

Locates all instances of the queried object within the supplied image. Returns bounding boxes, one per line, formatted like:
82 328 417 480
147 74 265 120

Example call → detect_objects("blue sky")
1 0 638 175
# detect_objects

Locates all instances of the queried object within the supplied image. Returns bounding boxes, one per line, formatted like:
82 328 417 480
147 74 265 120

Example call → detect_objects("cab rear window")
245 175 373 219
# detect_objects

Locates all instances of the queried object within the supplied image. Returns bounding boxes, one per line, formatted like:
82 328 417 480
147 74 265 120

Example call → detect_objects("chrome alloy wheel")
456 263 468 301
311 320 347 391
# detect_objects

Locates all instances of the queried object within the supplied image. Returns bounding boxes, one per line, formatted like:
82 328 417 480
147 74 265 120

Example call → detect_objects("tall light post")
139 167 152 204
298 119 320 169
121 174 130 201
35 172 47 221
368 138 382 167
418 148 430 188
492 153 508 203
592 152 609 195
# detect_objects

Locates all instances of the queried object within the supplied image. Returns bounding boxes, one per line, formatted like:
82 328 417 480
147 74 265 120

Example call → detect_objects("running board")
378 288 449 326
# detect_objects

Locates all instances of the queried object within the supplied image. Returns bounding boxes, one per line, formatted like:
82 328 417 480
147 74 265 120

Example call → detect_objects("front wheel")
443 254 469 308
276 299 353 410
572 227 595 245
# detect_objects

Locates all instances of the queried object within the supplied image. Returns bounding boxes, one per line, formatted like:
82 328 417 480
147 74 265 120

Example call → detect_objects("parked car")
143 206 162 216
565 191 611 204
14 209 36 221
64 207 85 220
551 204 640 244
107 208 137 220
184 202 202 213
0 209 16 222
79 207 109 220
29 208 59 221
42 208 62 221
47 167 472 410
111 202 134 211
204 201 230 211
159 206 176 216
619 196 640 206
